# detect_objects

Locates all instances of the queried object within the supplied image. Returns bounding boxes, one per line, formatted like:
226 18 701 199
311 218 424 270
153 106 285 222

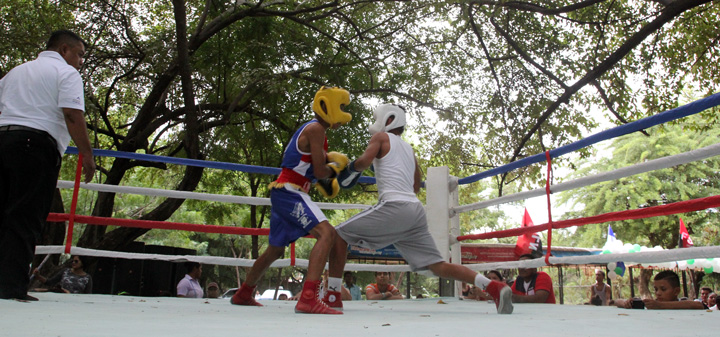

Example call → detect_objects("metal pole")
606 267 612 300
406 273 411 299
558 266 564 304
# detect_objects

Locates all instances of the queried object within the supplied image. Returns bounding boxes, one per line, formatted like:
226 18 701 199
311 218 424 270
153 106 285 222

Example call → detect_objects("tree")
433 0 719 196
3 0 718 271
560 115 720 249
43 0 449 257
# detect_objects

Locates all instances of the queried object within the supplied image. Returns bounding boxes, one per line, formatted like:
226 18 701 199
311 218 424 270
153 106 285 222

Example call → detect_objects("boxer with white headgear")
368 103 406 135
326 102 514 314
338 104 406 189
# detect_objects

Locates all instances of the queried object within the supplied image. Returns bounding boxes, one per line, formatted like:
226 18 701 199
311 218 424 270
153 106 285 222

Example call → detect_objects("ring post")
448 175 461 297
426 166 454 296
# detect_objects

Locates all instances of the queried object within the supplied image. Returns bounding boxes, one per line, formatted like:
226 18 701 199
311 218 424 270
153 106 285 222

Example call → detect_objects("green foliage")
559 114 720 249
4 1 719 289
0 0 76 73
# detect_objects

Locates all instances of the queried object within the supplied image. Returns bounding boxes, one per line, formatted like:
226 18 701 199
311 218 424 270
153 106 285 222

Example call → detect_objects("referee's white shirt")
0 51 85 155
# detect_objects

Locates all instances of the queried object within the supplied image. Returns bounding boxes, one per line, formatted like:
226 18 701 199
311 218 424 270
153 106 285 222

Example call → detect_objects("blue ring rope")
457 92 720 185
64 147 377 184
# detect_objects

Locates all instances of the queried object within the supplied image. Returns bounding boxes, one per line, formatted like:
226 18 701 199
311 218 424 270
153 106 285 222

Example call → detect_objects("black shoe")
7 294 39 302
0 291 38 301
21 294 39 301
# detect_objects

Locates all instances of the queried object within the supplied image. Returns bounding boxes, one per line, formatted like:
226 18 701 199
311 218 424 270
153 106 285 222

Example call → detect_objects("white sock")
328 277 342 292
474 274 491 289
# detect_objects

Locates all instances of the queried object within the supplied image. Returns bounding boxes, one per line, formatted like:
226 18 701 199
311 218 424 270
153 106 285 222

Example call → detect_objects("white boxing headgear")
368 103 406 135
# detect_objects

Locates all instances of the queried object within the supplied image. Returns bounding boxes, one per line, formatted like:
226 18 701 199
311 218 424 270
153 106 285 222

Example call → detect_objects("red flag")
514 208 543 258
679 217 693 248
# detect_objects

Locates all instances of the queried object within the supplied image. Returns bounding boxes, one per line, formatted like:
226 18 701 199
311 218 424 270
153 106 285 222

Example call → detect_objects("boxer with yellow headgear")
313 86 352 126
232 87 353 315
312 86 351 198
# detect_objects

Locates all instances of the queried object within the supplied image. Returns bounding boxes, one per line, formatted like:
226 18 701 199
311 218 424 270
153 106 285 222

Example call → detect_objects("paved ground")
0 292 715 336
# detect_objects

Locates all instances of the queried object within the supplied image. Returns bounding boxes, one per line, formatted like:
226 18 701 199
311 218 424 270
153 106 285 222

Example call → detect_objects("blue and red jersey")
273 120 327 192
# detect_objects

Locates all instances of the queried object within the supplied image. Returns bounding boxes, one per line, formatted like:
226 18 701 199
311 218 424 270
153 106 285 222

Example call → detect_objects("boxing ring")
1 292 715 336
41 92 720 272
5 93 720 335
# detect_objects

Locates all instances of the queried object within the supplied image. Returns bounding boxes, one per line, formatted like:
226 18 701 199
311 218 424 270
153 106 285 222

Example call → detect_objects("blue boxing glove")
338 160 363 189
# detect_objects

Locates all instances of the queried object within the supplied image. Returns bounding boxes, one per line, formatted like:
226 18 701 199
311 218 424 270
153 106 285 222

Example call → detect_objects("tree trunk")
87 165 204 253
638 269 653 299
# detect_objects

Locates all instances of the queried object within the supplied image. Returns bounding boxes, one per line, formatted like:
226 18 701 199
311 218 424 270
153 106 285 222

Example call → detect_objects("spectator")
614 270 706 309
177 262 203 298
461 282 473 298
708 293 717 311
466 270 505 301
486 270 504 283
589 269 612 305
343 271 362 301
320 269 350 301
33 255 92 294
206 282 220 298
695 287 712 306
511 254 556 304
0 30 96 301
365 272 403 300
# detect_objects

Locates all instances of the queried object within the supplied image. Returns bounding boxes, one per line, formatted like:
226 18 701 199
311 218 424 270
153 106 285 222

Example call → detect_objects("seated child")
614 270 706 310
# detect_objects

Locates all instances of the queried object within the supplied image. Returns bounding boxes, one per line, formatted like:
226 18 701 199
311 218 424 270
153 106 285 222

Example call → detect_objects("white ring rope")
35 245 720 272
56 181 371 211
460 246 720 271
34 246 413 272
452 141 720 216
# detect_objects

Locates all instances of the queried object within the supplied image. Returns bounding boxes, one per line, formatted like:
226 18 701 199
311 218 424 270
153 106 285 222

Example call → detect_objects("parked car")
258 288 293 300
221 288 238 299
221 287 294 300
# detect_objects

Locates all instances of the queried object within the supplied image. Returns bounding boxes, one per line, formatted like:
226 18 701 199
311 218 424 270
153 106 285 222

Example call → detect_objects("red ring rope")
544 151 553 265
457 194 720 241
48 213 271 236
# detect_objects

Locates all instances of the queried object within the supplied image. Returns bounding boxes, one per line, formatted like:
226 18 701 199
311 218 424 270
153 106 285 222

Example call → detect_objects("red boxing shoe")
485 280 513 314
230 283 263 307
295 280 342 315
322 290 343 310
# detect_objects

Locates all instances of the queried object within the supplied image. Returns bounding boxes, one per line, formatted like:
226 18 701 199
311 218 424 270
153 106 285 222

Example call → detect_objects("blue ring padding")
64 147 377 184
458 92 720 185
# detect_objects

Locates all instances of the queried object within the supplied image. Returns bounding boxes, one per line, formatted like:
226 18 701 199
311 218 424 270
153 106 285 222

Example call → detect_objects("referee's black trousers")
0 130 60 299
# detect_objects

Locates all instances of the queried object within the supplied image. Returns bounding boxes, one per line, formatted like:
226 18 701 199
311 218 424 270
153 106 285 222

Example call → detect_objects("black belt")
0 124 59 150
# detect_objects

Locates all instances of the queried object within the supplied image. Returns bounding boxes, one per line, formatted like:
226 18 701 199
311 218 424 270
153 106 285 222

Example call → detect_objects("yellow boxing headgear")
313 86 352 125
